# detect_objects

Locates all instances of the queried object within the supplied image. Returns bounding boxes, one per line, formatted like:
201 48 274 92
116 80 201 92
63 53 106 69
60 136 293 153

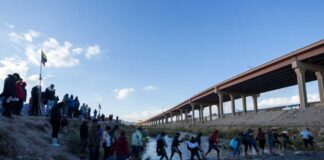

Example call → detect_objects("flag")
41 50 47 66
99 104 101 109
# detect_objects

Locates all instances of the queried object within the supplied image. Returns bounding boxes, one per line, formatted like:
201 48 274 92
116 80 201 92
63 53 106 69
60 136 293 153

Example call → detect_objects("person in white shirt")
103 126 113 160
300 128 314 148
131 127 144 159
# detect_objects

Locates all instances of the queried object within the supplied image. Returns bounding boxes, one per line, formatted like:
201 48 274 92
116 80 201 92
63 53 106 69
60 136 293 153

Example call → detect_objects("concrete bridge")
140 40 324 126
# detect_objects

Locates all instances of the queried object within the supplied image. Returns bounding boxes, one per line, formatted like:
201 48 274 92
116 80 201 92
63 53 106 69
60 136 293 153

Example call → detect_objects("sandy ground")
0 115 79 160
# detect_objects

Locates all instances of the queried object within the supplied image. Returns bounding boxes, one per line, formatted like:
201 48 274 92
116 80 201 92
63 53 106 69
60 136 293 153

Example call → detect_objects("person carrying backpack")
186 137 203 160
203 129 220 160
229 134 241 159
156 132 169 160
170 132 183 160
131 127 144 160
103 126 113 160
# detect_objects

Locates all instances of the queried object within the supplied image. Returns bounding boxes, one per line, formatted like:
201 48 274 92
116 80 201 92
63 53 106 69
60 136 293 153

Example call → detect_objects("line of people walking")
155 127 316 160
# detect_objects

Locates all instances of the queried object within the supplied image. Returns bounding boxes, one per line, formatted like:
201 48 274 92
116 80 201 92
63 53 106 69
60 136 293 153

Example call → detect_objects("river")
140 133 324 160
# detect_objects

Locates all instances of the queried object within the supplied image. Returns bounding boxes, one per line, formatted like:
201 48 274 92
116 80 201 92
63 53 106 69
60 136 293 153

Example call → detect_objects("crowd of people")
155 127 316 160
78 118 145 160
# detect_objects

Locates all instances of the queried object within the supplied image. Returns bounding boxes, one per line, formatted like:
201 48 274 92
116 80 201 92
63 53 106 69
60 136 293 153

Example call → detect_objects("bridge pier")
199 105 204 123
230 94 236 115
180 109 183 123
191 103 195 125
242 95 247 114
209 105 212 121
252 94 259 113
218 93 224 118
316 71 324 105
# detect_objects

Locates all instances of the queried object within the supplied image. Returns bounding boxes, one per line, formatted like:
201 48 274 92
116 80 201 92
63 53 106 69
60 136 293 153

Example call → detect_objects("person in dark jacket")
31 85 40 116
45 84 55 116
195 132 202 147
2 73 20 118
256 128 266 154
88 119 99 160
50 102 63 147
170 132 183 160
114 130 129 160
74 96 80 117
80 118 90 153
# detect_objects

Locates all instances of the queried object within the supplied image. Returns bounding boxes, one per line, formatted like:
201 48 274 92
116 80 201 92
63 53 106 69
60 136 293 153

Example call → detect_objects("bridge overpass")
140 40 324 126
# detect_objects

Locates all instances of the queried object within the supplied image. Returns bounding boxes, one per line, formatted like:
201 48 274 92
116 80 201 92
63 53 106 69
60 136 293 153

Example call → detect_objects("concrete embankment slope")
204 106 324 128
0 116 80 160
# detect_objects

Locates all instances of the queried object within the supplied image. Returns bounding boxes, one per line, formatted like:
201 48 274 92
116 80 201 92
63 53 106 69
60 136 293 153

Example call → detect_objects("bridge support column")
295 68 308 109
184 109 188 122
165 115 168 124
209 105 212 121
170 113 173 123
242 95 247 114
218 93 224 118
230 94 236 116
252 94 259 113
180 109 183 123
316 71 324 104
199 105 204 123
191 104 195 125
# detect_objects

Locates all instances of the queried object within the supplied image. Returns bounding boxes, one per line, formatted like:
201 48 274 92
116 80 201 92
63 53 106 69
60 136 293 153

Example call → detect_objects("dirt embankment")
0 116 79 160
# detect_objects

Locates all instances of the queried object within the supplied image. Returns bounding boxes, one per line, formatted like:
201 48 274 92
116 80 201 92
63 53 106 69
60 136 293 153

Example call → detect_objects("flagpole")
39 50 43 116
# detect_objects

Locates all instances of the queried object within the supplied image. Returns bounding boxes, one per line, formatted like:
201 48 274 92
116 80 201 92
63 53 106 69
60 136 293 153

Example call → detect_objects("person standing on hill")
88 119 100 160
31 85 40 116
50 102 63 147
93 109 97 119
203 129 220 160
45 84 55 116
74 96 80 117
14 78 25 115
256 128 266 154
131 127 144 160
103 126 113 160
114 130 130 160
2 73 20 118
170 132 183 160
80 118 89 153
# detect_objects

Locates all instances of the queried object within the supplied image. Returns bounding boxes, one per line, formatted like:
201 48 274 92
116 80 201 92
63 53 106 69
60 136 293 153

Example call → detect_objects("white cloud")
120 108 164 122
0 56 28 80
143 85 157 91
114 88 134 100
5 22 15 29
259 93 319 108
8 30 39 43
23 30 39 42
72 47 83 55
26 38 80 68
85 45 101 59
27 74 39 83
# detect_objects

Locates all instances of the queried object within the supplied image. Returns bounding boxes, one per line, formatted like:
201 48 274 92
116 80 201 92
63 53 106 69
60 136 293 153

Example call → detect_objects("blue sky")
0 0 324 122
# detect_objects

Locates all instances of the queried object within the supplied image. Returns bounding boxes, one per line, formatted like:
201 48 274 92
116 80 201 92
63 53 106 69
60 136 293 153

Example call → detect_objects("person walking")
203 129 220 160
103 126 113 160
229 134 241 159
2 73 20 118
300 128 314 148
62 94 69 116
131 127 144 160
45 84 55 116
170 132 183 160
195 132 203 147
88 119 100 160
93 109 97 119
50 102 63 147
156 132 169 160
281 131 297 154
267 129 275 154
256 128 266 154
186 137 202 160
114 130 130 160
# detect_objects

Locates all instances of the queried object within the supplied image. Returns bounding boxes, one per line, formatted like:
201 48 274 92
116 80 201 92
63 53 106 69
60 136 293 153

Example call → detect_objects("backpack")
229 138 238 149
